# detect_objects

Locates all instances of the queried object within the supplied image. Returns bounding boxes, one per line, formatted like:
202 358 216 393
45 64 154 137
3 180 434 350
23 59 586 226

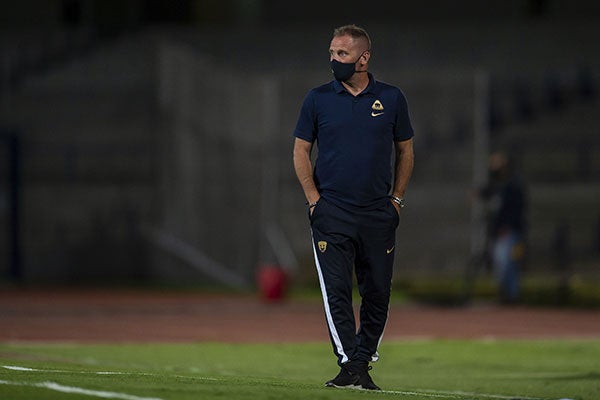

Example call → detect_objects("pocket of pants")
308 198 325 223
387 200 400 227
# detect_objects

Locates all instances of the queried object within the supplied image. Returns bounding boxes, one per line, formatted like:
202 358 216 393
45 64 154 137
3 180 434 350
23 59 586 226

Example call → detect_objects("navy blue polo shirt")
293 73 414 210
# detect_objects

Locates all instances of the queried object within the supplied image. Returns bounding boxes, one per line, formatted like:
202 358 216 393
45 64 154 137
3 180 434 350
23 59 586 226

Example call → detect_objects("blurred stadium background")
1 0 599 304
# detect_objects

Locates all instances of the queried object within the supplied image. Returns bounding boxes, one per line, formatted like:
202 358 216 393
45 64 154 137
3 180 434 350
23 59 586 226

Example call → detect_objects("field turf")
1 340 599 400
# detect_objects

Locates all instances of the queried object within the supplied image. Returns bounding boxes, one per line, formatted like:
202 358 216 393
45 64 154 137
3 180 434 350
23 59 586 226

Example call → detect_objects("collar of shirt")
333 72 376 95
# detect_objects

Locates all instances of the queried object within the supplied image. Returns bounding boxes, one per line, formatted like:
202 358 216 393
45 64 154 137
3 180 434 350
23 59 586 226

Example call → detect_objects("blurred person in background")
292 24 414 390
478 152 528 304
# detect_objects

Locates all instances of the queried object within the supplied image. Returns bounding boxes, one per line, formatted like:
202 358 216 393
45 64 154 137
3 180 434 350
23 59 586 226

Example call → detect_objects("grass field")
1 340 599 400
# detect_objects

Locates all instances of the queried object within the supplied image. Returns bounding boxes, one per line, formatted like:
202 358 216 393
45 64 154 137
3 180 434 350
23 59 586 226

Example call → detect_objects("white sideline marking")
492 371 586 379
425 389 550 400
381 389 462 398
94 372 127 375
0 380 163 400
3 364 559 400
2 364 218 381
3 365 128 375
382 388 554 400
2 365 41 371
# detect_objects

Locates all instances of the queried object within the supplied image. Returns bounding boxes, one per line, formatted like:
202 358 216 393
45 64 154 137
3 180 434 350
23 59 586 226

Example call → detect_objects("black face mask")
330 52 365 82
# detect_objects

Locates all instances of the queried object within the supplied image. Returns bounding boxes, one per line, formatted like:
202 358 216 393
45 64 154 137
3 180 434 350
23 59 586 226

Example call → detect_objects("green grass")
1 340 599 400
395 275 600 307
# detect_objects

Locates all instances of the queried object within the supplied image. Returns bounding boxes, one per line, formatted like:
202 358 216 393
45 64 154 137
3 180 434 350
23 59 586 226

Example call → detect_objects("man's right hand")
309 196 321 215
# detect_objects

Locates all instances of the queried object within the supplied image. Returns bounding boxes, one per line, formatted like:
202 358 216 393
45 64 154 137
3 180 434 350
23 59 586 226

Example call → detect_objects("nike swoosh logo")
386 246 395 254
371 111 384 117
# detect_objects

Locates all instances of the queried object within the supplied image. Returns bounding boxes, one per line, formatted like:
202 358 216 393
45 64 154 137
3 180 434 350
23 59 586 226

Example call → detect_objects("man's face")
329 34 360 63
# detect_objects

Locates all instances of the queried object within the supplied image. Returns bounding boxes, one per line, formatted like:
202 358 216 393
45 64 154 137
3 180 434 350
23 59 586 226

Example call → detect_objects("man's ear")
361 50 370 65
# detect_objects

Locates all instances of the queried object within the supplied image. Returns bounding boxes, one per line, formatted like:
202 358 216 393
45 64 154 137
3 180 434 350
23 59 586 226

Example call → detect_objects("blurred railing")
0 28 97 96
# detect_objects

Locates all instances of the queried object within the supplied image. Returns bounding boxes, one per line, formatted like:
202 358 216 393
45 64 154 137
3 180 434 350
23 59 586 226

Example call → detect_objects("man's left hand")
390 199 401 215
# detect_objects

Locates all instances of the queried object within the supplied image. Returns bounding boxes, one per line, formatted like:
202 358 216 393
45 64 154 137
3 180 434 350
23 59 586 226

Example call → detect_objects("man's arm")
293 137 320 207
391 138 414 212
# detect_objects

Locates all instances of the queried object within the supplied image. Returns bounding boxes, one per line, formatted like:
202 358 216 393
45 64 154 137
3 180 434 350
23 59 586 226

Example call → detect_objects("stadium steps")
493 99 600 181
6 31 158 282
10 32 157 183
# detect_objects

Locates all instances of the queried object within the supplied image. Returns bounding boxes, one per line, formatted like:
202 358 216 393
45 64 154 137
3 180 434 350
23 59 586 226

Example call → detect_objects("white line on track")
0 380 163 400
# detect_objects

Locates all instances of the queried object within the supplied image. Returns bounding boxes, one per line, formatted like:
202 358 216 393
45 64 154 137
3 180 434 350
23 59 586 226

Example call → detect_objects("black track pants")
309 197 399 366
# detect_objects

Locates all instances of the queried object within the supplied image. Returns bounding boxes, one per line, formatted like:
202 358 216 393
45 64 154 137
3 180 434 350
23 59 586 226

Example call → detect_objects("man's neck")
342 71 369 96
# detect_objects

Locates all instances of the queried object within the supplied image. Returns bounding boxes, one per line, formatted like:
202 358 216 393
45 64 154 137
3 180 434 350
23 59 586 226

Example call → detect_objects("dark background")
1 1 599 305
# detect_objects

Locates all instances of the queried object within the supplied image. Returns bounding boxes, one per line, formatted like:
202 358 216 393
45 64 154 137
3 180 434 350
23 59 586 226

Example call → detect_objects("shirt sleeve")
293 90 317 142
393 89 414 141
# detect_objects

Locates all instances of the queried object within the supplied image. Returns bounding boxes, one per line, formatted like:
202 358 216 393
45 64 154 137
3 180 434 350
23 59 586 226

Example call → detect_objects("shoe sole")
325 383 380 391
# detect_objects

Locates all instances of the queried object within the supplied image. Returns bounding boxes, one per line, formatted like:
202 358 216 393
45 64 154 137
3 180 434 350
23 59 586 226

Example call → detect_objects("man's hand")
308 196 321 216
390 199 401 215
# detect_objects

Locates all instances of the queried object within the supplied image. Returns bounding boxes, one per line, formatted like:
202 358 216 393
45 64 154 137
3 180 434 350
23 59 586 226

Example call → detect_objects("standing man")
478 152 527 303
292 24 414 391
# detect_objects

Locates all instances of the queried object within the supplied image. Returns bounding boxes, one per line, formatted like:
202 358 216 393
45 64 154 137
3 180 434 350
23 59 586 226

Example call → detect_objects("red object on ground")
257 264 288 301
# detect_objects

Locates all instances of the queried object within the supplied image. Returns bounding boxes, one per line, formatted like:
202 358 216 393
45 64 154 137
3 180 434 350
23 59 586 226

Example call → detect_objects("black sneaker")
356 365 381 391
325 361 381 391
324 363 360 389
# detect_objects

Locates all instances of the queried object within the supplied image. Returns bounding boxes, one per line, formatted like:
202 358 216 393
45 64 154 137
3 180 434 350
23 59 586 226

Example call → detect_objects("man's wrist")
389 195 405 208
306 200 318 209
305 195 320 209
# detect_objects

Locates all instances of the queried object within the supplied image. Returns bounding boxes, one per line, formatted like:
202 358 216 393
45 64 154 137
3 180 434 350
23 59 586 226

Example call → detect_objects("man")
292 24 414 390
479 152 527 303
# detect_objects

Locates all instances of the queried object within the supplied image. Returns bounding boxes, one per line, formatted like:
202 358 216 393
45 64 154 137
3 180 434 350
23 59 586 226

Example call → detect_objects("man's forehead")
330 35 367 51
331 34 356 45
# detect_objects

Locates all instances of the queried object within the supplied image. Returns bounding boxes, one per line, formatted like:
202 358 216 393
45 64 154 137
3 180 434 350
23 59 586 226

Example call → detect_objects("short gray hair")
333 24 371 50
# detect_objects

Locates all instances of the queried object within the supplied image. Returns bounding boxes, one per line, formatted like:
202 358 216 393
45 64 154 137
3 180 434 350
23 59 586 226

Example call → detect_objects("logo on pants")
318 241 328 253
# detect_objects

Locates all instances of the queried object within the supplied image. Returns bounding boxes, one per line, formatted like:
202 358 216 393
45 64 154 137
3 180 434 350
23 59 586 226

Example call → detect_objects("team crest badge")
318 241 327 253
371 100 384 111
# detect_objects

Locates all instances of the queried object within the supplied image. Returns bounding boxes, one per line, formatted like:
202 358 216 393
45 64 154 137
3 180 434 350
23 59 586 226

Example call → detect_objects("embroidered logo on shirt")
318 241 328 253
386 245 395 254
371 100 384 117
